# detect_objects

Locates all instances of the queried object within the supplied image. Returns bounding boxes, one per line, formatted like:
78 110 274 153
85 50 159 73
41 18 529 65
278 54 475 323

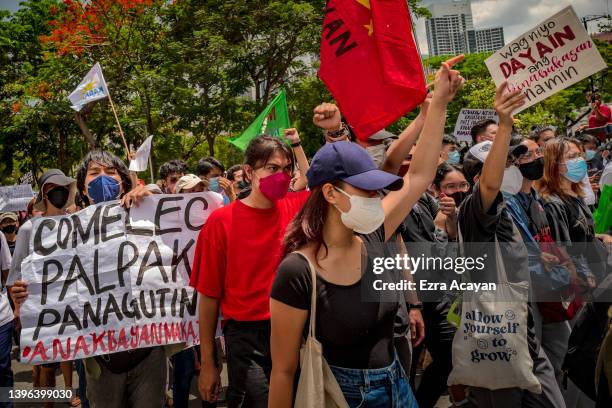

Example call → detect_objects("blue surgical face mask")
585 149 596 161
209 177 220 193
563 158 587 183
447 150 461 165
87 175 121 204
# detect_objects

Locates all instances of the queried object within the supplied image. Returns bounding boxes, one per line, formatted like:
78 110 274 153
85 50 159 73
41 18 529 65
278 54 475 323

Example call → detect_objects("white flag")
68 62 109 111
129 136 154 172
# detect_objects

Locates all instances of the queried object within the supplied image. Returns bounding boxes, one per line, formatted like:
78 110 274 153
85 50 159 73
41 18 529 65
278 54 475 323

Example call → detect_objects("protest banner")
0 185 34 212
18 192 223 364
453 109 499 143
484 6 607 113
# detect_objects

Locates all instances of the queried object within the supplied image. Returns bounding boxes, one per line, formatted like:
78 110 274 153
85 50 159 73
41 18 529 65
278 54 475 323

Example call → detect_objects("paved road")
10 346 449 407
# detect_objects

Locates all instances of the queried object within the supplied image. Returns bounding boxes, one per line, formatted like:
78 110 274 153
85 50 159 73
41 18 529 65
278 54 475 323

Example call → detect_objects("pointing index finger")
444 54 465 69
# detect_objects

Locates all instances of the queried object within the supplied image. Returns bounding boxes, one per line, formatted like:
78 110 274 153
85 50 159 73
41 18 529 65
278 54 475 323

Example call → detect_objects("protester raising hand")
381 54 465 241
432 54 465 104
313 102 342 131
493 81 526 125
478 81 527 212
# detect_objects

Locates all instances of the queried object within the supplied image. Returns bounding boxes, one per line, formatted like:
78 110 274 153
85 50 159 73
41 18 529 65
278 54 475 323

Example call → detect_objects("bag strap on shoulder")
292 251 317 339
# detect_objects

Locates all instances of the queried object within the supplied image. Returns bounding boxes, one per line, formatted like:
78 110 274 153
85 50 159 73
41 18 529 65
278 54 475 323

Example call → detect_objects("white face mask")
333 187 385 234
366 144 386 168
500 165 523 195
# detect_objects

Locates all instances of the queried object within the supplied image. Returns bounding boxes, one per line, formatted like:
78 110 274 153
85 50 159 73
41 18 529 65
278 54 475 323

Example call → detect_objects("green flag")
594 184 612 234
229 89 290 151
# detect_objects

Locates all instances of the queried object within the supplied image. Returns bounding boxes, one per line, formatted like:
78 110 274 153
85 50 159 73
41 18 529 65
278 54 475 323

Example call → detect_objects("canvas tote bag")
447 229 541 393
293 251 348 408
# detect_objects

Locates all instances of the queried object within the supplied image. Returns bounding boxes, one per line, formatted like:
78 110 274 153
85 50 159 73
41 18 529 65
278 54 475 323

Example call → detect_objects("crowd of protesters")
0 57 611 408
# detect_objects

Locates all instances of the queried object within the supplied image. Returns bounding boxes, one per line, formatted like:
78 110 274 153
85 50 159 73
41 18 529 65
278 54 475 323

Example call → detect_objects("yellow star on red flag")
355 0 373 35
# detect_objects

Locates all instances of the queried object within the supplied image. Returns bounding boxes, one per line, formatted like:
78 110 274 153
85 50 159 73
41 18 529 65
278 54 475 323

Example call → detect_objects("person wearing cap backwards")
7 169 81 407
0 213 19 256
452 82 566 408
268 55 464 408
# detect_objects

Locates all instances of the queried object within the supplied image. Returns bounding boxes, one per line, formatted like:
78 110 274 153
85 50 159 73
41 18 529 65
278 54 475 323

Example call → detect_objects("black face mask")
448 191 468 207
1 225 16 234
46 187 70 209
519 157 544 181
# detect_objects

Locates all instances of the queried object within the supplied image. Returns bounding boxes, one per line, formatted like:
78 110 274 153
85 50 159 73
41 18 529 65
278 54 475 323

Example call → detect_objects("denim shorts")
329 357 418 408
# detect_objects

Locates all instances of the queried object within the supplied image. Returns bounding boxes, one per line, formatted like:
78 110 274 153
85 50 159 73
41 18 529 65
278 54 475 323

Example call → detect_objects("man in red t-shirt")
587 93 612 141
190 131 309 407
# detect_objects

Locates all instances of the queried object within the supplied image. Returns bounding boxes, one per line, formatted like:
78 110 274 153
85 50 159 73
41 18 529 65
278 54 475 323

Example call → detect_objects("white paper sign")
453 109 499 143
0 185 34 212
129 135 153 172
485 6 607 113
19 192 223 364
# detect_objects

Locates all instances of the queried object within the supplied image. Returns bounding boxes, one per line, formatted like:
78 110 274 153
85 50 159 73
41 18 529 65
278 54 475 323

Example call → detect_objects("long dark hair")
283 185 334 264
433 163 464 189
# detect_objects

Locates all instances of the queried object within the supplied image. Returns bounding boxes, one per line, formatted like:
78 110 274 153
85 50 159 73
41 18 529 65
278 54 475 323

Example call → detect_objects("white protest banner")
68 62 110 112
18 192 223 364
485 6 607 113
129 136 153 172
453 109 499 143
0 185 34 212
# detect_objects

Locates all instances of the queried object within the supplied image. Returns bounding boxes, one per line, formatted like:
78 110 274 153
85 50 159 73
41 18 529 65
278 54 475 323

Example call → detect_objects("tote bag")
447 230 541 393
293 251 348 408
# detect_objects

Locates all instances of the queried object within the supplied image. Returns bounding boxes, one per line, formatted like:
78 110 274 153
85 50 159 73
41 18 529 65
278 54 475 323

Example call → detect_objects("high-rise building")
467 27 505 53
425 0 505 56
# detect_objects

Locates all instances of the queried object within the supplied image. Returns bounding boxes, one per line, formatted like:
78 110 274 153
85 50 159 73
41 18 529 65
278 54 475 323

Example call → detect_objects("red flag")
319 0 427 141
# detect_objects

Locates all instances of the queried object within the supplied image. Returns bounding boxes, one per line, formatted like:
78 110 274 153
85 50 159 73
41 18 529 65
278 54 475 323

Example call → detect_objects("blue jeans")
0 321 14 408
329 357 418 408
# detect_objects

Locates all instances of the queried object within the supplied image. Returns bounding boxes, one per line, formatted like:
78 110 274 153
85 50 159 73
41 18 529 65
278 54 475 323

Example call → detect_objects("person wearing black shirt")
537 138 611 285
269 58 464 408
453 83 565 408
401 189 458 408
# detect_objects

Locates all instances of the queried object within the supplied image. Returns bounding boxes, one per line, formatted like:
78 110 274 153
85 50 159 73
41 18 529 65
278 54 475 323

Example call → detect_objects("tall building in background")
425 0 505 56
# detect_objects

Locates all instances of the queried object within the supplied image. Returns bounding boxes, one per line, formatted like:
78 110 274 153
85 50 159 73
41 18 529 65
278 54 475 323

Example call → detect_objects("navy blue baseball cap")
307 141 404 191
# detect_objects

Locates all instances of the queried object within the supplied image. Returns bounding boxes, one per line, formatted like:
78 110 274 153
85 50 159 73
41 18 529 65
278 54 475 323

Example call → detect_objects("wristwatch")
408 302 423 310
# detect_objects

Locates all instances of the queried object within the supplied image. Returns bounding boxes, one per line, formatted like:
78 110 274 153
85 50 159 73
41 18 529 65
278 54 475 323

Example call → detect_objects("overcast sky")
415 0 611 54
0 0 20 12
1 0 610 54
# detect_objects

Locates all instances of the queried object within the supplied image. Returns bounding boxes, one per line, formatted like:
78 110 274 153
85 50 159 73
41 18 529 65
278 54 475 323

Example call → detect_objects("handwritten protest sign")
485 6 607 113
19 192 223 364
0 185 34 212
453 109 499 143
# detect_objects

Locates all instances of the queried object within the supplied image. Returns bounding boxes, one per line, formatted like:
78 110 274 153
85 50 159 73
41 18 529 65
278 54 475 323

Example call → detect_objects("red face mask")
258 172 292 201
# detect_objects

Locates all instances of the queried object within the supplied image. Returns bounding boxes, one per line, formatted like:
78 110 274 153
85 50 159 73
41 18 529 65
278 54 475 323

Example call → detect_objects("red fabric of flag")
318 0 427 141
